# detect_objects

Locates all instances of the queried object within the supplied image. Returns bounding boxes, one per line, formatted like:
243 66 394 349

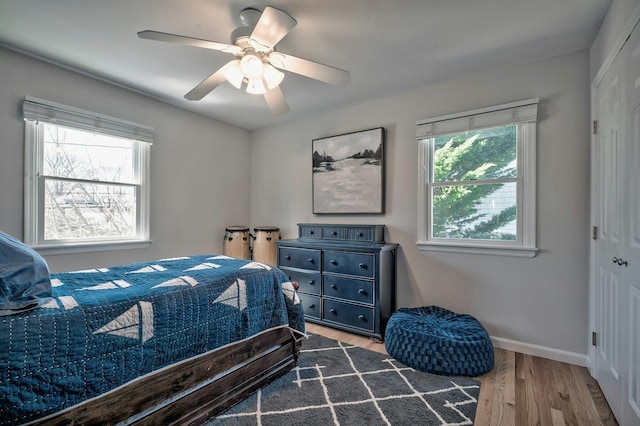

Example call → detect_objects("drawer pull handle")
358 315 365 321
309 304 315 308
307 258 314 264
330 308 336 314
333 231 338 236
359 232 364 237
330 260 338 265
330 284 337 289
309 231 314 235
309 280 315 285
358 289 365 295
285 255 291 260
359 263 366 268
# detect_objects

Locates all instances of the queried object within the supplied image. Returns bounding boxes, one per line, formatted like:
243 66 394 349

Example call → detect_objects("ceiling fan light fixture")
222 60 244 89
263 64 284 90
240 54 264 80
246 77 266 95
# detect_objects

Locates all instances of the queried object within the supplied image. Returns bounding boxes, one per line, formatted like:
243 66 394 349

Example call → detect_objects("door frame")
589 7 640 377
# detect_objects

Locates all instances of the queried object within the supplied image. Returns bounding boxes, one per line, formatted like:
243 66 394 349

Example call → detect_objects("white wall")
250 50 592 357
0 46 251 273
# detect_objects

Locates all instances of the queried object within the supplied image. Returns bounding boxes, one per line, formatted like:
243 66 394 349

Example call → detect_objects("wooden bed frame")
32 326 301 425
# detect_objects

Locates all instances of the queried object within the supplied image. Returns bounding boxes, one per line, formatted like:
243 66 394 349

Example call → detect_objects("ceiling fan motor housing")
230 26 253 46
231 8 262 46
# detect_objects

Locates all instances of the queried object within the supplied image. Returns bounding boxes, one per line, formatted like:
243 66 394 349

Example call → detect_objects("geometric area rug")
206 333 480 425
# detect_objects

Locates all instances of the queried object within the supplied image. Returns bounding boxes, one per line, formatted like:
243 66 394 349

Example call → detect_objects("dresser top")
297 223 386 227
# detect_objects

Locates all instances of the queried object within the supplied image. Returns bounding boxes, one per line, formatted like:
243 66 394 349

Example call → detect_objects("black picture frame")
312 127 385 214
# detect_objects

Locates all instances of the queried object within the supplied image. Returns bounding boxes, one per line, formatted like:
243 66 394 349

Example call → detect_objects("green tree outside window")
432 125 517 240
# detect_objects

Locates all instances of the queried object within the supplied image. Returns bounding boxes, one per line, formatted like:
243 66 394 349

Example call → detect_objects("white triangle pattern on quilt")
214 279 247 311
185 262 221 271
152 275 198 288
93 301 154 343
240 262 272 270
126 265 167 274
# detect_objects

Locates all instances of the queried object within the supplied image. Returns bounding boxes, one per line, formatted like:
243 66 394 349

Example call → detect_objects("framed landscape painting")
312 127 385 214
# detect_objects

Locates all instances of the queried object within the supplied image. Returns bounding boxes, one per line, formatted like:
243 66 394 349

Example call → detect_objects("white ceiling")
0 0 611 130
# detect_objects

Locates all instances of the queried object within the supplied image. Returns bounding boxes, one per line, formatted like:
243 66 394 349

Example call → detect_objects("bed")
0 234 305 426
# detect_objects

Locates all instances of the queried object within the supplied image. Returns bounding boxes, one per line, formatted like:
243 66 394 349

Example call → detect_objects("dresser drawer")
322 251 375 278
281 268 321 295
298 224 322 239
322 226 346 240
323 300 374 332
299 294 321 319
323 275 374 305
346 226 378 242
278 247 321 271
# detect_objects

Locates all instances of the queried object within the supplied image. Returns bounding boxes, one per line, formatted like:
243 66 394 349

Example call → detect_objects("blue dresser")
277 224 398 341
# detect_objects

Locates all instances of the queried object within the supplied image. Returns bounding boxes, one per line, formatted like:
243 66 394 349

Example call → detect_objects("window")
23 96 152 252
416 99 538 257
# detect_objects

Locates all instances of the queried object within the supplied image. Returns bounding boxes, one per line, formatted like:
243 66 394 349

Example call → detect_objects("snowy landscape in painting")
312 128 383 214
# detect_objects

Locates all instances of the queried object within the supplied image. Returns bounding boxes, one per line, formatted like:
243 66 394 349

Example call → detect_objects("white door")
594 19 640 426
621 20 640 425
595 48 624 420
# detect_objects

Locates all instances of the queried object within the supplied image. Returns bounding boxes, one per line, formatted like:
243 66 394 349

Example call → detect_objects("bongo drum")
223 226 251 260
252 226 280 265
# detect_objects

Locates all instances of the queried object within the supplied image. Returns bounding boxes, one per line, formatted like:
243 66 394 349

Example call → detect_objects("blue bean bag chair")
384 306 494 376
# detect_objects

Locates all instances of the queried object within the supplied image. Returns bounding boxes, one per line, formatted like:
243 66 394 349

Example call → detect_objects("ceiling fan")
138 6 350 115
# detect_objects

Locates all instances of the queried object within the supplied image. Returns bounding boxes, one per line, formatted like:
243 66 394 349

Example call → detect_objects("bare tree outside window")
42 124 137 240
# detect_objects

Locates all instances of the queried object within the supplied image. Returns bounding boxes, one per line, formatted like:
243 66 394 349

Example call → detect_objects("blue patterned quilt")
0 255 304 425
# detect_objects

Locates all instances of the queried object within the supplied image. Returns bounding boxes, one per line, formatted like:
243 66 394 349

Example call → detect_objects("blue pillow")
0 231 52 316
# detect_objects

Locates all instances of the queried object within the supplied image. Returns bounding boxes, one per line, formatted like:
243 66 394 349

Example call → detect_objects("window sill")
416 241 538 257
33 240 152 256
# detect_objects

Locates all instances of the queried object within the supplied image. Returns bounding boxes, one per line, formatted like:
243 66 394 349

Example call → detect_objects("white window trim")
416 99 538 257
23 96 152 253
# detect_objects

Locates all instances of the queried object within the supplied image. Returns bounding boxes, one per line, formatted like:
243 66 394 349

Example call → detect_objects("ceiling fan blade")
264 86 289 115
250 6 297 50
138 30 242 55
184 66 228 101
269 53 350 86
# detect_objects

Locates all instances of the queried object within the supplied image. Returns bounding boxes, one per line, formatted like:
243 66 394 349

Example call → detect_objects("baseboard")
491 336 589 367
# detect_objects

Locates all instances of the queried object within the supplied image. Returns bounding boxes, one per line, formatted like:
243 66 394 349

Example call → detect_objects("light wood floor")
306 323 618 425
